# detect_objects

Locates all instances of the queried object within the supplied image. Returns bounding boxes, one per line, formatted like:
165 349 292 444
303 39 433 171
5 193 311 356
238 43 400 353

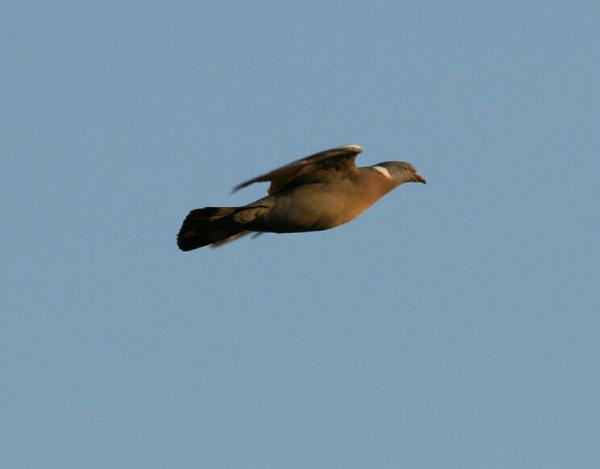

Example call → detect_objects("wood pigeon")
177 144 426 251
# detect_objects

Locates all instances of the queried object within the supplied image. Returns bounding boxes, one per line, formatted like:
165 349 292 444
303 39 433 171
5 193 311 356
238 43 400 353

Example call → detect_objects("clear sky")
2 1 599 468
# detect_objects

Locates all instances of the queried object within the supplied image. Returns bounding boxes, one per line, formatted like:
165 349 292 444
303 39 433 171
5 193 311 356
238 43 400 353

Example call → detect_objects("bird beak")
413 173 427 184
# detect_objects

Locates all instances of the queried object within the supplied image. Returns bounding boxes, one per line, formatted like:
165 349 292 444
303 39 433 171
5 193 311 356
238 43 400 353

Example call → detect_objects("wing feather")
233 144 363 195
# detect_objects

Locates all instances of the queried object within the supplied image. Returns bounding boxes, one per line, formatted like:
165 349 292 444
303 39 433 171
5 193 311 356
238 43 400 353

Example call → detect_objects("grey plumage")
177 144 425 251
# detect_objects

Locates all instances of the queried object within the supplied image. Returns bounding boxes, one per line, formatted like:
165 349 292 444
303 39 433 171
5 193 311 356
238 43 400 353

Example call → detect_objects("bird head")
374 161 426 186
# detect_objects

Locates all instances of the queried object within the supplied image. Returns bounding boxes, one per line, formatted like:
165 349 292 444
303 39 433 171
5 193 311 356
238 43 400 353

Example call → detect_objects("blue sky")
2 1 599 468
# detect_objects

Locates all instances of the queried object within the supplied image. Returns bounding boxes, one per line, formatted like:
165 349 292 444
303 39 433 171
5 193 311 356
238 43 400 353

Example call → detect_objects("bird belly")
254 186 371 233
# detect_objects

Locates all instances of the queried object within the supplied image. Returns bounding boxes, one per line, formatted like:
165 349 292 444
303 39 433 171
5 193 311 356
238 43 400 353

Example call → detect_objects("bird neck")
355 168 396 202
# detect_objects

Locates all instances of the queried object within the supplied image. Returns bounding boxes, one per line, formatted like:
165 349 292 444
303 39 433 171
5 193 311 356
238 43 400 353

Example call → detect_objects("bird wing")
233 144 364 195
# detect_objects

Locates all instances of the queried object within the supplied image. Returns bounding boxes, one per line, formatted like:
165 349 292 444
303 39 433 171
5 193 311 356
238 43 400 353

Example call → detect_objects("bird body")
177 145 425 251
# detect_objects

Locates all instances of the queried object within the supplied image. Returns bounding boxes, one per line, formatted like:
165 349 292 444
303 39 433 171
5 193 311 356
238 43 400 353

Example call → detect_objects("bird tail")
176 207 250 251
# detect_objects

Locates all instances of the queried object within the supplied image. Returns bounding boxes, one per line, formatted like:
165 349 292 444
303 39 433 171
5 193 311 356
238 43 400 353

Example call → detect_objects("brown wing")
233 144 364 195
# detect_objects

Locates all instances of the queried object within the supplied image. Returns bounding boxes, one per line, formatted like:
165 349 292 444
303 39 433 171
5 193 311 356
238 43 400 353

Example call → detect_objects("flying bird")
177 144 426 251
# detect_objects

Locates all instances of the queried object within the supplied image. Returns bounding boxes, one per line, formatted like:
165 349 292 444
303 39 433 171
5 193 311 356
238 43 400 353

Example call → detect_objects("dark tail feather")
177 207 247 251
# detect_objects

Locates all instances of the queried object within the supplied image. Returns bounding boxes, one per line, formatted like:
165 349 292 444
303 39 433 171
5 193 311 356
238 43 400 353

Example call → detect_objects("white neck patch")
373 165 392 180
